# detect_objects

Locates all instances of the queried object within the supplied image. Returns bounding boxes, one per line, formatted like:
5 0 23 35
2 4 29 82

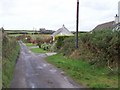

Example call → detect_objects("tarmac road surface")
10 41 81 88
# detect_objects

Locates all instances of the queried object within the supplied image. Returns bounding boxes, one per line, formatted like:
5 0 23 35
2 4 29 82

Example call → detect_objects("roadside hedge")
2 32 20 88
55 36 73 50
41 43 51 51
58 29 119 70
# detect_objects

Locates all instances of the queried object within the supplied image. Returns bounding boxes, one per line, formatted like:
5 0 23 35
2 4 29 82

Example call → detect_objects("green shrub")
59 36 76 55
58 29 119 70
36 36 53 48
50 41 57 52
55 36 72 50
41 43 51 51
88 30 118 68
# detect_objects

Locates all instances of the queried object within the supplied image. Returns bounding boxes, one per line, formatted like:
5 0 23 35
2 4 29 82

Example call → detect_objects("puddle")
26 73 39 77
43 64 47 67
63 77 68 81
29 82 35 88
49 69 57 73
46 53 57 56
28 50 32 53
21 52 25 55
37 66 43 69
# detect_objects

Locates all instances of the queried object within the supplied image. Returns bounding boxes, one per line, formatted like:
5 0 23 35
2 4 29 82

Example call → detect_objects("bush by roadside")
55 36 73 50
57 29 119 71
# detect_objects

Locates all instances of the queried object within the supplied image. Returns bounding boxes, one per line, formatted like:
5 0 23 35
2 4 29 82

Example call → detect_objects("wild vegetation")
19 29 119 71
59 29 119 70
47 29 119 88
2 31 20 88
47 54 118 88
13 29 118 88
19 34 53 51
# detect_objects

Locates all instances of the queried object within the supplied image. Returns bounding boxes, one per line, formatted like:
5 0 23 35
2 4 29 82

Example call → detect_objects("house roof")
93 21 116 31
52 25 73 36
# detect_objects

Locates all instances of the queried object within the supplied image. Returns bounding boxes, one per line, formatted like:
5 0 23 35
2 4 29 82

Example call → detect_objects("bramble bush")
55 36 73 50
58 29 119 70
80 30 119 69
59 37 76 56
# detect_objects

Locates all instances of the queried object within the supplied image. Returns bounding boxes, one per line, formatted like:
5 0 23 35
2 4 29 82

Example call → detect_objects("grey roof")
93 21 116 31
52 25 73 36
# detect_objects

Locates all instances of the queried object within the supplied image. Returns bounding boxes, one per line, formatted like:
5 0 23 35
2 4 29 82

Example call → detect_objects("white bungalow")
51 25 74 41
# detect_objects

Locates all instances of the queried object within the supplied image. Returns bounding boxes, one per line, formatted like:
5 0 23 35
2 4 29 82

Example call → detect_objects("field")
25 43 36 47
25 43 48 53
30 48 48 53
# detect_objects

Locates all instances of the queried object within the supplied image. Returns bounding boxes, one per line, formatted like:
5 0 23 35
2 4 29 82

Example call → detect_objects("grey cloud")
0 0 119 31
0 0 15 16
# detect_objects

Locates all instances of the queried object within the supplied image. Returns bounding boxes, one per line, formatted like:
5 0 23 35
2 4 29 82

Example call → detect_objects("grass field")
8 34 23 37
25 43 48 53
46 54 118 88
30 48 48 53
25 43 36 47
7 32 51 40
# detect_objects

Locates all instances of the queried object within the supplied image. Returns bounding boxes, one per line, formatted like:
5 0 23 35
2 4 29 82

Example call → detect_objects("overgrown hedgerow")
2 32 20 88
58 29 119 70
55 36 73 50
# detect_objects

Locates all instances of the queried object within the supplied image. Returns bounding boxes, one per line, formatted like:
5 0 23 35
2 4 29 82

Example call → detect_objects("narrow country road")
10 41 81 88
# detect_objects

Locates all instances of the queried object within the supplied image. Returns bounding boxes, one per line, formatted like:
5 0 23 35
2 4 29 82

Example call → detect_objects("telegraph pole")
76 0 79 48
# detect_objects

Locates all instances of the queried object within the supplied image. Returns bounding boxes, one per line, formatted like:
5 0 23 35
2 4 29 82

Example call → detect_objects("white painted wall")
115 15 119 24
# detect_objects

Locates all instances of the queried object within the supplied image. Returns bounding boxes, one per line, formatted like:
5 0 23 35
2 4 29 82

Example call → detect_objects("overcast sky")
0 0 120 31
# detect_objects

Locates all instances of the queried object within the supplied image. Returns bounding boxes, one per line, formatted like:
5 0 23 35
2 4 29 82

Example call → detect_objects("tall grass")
2 33 20 88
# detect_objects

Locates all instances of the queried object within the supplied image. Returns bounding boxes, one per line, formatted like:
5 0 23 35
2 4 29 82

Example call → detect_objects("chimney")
115 14 119 24
63 24 65 27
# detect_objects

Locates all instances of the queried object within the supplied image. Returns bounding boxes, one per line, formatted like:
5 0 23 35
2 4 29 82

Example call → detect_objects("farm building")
51 25 74 41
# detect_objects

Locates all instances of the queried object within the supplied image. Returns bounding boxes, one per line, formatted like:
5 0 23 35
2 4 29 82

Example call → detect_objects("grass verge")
25 43 36 47
25 43 48 53
30 48 48 53
2 41 20 88
46 54 118 88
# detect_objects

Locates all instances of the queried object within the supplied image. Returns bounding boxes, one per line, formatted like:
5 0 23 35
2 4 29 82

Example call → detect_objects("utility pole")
76 0 79 48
